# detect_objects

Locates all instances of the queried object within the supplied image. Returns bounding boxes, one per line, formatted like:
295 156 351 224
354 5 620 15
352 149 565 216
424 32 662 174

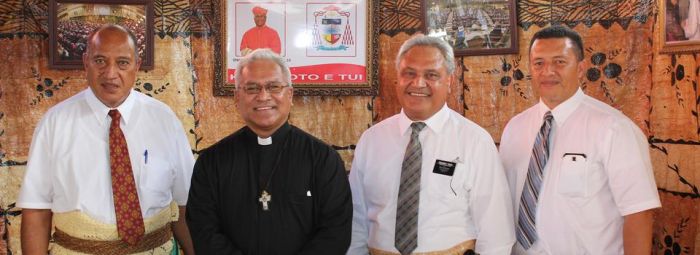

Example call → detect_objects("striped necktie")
108 109 145 245
517 111 553 250
395 122 426 255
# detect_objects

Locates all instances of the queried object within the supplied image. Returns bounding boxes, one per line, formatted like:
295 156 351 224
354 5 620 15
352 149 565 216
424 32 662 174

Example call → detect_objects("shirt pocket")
287 192 313 233
139 156 174 197
557 154 588 197
556 153 609 201
288 191 313 205
426 161 469 211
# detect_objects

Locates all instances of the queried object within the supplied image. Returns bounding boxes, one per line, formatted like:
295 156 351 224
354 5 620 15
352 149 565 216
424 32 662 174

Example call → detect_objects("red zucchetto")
252 6 268 15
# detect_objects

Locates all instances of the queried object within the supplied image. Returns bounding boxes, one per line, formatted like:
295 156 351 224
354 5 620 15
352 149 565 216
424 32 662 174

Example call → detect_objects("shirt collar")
258 136 272 145
536 87 584 127
85 87 136 127
257 122 292 145
398 104 450 136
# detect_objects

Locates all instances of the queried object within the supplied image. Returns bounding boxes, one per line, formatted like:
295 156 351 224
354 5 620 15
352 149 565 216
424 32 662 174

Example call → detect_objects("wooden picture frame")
659 0 700 54
49 0 154 70
421 0 518 56
213 0 379 96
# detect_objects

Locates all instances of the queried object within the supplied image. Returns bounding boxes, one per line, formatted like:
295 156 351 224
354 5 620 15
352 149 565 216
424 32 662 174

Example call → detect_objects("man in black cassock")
186 48 352 254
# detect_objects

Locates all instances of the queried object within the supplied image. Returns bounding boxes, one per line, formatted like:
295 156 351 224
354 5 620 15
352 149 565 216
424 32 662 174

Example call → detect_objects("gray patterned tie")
395 122 426 255
517 111 553 249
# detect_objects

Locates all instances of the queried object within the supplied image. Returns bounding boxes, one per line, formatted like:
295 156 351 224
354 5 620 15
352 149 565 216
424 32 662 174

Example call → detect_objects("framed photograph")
213 0 379 96
660 0 700 54
49 0 154 70
421 0 518 56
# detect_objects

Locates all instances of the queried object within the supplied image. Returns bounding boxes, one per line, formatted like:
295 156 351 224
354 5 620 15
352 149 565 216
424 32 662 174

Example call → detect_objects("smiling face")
254 14 267 27
396 45 452 121
529 37 585 109
235 59 293 137
83 27 141 108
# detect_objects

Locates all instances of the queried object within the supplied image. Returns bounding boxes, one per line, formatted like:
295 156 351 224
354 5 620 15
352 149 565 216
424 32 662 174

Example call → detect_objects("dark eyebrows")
89 54 133 65
532 55 569 61
244 80 283 85
400 67 443 74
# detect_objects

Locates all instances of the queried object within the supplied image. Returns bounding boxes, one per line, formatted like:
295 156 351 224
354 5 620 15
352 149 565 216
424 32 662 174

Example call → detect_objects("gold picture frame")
213 0 379 96
421 0 518 56
49 0 154 70
659 0 700 54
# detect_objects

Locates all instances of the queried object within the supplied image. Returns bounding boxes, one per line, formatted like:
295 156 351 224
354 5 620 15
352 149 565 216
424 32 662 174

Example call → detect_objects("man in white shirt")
17 24 194 254
348 35 514 255
499 25 661 254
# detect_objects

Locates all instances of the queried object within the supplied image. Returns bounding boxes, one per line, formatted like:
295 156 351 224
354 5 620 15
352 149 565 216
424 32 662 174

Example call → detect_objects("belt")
370 239 476 255
53 222 172 255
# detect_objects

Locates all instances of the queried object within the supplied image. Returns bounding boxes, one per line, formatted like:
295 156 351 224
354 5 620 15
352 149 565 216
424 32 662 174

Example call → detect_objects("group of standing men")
17 23 659 255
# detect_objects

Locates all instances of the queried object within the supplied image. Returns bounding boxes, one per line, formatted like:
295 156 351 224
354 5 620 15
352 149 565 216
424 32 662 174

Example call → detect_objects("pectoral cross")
259 190 271 211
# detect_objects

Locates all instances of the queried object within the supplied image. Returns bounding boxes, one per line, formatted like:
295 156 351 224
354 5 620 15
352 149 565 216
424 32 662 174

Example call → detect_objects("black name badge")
432 159 456 176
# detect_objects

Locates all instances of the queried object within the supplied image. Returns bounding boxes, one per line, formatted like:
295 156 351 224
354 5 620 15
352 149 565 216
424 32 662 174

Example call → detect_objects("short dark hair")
86 24 139 61
529 25 584 61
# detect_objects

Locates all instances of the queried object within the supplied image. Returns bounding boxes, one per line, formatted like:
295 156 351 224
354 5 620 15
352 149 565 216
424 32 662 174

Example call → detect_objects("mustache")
100 82 120 86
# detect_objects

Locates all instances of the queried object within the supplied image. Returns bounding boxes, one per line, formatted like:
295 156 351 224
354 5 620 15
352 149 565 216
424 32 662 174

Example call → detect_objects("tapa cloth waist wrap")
50 202 178 255
369 239 476 255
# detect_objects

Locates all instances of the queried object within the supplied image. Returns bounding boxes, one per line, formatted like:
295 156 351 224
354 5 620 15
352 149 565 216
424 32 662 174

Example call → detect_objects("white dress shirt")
499 88 661 254
18 88 194 224
349 104 514 255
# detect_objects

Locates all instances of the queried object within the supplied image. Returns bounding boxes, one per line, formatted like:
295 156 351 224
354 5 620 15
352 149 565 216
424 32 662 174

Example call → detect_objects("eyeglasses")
239 82 289 95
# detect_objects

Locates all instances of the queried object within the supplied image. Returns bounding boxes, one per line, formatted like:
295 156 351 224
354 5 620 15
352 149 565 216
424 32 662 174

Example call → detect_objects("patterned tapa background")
0 0 698 254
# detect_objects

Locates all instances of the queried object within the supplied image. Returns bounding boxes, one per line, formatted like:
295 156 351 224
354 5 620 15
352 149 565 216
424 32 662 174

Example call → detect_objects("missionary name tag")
432 159 456 176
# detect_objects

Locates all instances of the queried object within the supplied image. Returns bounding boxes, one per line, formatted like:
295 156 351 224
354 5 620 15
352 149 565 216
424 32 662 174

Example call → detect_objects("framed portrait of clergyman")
213 0 379 96
48 0 154 70
421 0 518 56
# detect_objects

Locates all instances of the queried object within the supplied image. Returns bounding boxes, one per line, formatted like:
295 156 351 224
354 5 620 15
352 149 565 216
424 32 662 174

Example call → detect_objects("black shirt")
187 123 352 254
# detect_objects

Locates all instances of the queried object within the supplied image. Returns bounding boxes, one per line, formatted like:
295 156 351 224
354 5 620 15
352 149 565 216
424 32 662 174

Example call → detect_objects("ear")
82 52 89 71
447 73 454 94
135 58 142 71
287 87 294 105
233 90 241 109
577 60 586 80
447 62 462 95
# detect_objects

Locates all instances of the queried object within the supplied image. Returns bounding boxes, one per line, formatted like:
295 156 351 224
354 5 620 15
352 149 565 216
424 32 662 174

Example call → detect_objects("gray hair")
395 34 456 74
234 48 292 88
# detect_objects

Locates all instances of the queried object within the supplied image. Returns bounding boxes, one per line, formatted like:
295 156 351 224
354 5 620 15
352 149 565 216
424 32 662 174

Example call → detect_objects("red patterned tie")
108 109 145 245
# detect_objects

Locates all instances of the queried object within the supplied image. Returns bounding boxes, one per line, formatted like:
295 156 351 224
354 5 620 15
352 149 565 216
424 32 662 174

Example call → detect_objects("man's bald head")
86 24 140 62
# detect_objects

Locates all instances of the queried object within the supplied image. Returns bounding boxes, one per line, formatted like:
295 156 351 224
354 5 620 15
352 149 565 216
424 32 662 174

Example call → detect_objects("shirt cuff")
619 199 662 216
16 201 52 209
174 197 188 206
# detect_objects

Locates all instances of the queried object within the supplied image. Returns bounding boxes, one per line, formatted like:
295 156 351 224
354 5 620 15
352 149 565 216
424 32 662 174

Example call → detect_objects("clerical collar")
258 136 272 145
252 122 291 146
